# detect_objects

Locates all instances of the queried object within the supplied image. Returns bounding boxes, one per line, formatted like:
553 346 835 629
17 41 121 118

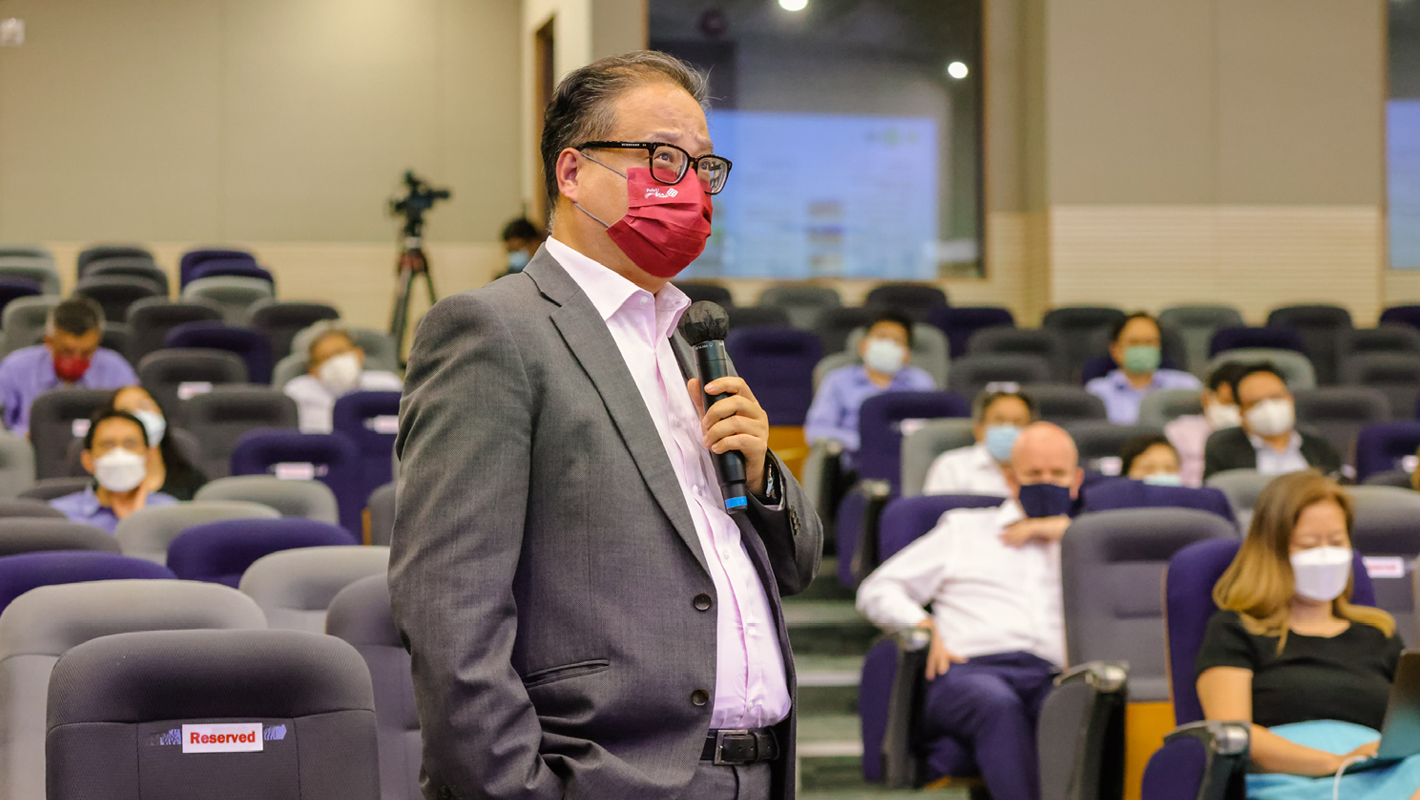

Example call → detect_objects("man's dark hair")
1119 434 1177 477
972 389 1038 424
1207 361 1249 394
501 217 543 242
1109 311 1159 344
865 309 916 349
82 409 148 451
1232 362 1287 400
48 296 104 337
540 51 710 220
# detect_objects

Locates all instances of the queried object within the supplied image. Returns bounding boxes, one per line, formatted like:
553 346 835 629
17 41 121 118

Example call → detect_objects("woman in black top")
1196 470 1405 780
100 386 208 501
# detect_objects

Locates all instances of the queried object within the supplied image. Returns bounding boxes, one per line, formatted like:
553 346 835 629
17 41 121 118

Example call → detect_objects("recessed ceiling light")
780 0 808 11
947 61 969 80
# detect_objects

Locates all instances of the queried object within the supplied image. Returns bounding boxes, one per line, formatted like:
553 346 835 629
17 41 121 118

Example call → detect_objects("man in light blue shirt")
805 310 936 464
50 410 177 533
1085 312 1200 425
0 296 137 435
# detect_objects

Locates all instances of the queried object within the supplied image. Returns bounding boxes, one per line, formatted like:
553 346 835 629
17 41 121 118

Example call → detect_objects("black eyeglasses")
577 141 733 194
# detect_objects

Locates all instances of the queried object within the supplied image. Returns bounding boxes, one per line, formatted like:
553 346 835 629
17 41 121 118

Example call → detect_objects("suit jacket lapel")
527 251 710 576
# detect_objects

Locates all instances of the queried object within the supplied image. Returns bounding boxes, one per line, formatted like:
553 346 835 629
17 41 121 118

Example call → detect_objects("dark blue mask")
1017 482 1073 518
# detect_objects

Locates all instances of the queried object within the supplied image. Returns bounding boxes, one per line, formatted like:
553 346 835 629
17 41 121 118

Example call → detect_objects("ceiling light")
947 61 969 80
780 0 808 11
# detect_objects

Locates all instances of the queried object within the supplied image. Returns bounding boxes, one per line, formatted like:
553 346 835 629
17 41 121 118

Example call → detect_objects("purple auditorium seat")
725 328 823 426
1381 304 1420 333
928 306 1015 359
230 430 363 536
187 259 276 285
1207 326 1308 358
178 248 257 289
0 551 175 614
0 278 42 317
332 392 401 514
856 391 970 489
1355 421 1420 481
865 283 948 323
165 321 274 384
1081 477 1237 525
166 518 357 587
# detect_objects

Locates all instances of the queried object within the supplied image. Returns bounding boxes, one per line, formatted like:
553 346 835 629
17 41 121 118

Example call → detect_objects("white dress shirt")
284 371 404 434
921 442 1011 497
546 237 791 730
1250 431 1309 475
856 501 1066 667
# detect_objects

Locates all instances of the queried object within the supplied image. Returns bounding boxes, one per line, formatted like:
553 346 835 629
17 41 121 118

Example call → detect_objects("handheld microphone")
678 301 749 513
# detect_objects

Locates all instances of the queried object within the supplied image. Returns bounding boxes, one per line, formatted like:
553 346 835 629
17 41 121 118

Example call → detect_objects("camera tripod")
388 171 450 366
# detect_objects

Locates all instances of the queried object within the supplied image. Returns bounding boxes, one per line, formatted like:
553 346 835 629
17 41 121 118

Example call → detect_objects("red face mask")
53 354 91 383
577 164 713 279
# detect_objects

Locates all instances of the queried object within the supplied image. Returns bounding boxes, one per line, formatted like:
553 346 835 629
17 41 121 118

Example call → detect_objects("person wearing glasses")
389 51 821 800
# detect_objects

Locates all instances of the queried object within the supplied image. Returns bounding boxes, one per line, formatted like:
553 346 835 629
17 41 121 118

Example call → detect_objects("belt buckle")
712 729 754 766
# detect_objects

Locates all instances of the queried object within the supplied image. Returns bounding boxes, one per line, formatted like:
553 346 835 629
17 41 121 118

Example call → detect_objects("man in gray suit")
389 50 823 800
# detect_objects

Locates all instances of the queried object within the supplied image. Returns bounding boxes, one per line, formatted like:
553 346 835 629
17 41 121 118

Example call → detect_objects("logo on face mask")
645 187 679 199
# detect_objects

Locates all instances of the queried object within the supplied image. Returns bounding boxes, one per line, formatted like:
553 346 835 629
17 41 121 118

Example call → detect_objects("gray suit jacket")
389 248 824 800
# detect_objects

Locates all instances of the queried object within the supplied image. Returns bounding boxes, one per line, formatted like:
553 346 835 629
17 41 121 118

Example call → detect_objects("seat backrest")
73 276 164 323
239 546 389 633
181 275 275 324
77 245 154 275
289 326 399 374
1165 539 1376 724
1137 389 1204 428
0 518 119 557
811 306 877 354
166 518 358 587
244 302 342 362
842 324 950 389
1205 348 1316 391
757 286 840 328
125 299 224 363
45 629 379 800
0 499 64 520
1080 478 1237 525
726 306 790 330
0 260 59 296
365 483 396 547
0 432 34 500
725 328 823 426
0 551 176 616
1266 305 1353 385
0 281 41 322
28 389 115 480
1381 304 1420 331
165 321 274 384
1355 421 1420 481
900 419 977 498
0 580 266 800
18 478 92 502
229 431 362 535
182 387 299 479
194 476 341 526
189 260 274 285
1203 469 1271 526
856 391 970 488
137 349 249 422
864 283 948 321
1338 352 1420 419
1042 306 1127 381
1063 508 1240 702
966 327 1069 381
1019 384 1107 424
928 305 1016 358
945 353 1054 398
114 500 282 564
0 296 59 357
331 392 400 516
1062 421 1165 475
1338 325 1420 360
178 248 256 286
877 494 1005 562
1159 305 1246 376
1349 488 1420 645
1293 387 1392 462
326 574 419 800
1209 326 1308 359
85 260 170 295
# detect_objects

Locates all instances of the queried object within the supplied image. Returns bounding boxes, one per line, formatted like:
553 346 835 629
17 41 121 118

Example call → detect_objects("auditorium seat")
1080 479 1236 524
327 574 420 800
0 580 266 800
240 546 390 632
166 518 357 587
27 388 114 480
333 391 401 512
726 305 791 330
1292 387 1390 461
1019 384 1107 424
229 431 362 535
966 327 1070 382
0 518 118 556
0 498 65 520
125 299 225 364
0 279 41 320
725 328 822 427
0 258 59 296
45 629 380 800
0 551 175 615
864 283 948 322
365 483 396 547
0 296 59 358
1380 304 1420 333
73 274 164 323
188 259 276 285
1041 306 1126 382
1203 469 1271 530
181 275 275 324
898 418 977 498
178 247 257 287
165 321 274 384
182 386 299 478
137 348 249 423
1207 326 1308 360
1339 352 1420 419
1206 348 1316 391
1363 468 1413 488
1265 304 1353 384
927 305 1015 359
1348 487 1420 644
1136 389 1203 428
856 392 970 491
0 432 35 500
18 478 92 502
1062 421 1165 475
811 306 877 354
85 259 171 295
1355 421 1420 482
76 245 155 276
114 500 281 564
1338 324 1420 360
245 300 341 362
0 246 52 265
757 284 841 329
195 475 340 526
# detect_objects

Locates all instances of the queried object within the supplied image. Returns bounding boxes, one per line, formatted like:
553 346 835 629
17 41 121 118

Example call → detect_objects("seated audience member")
99 386 208 501
1196 470 1418 796
1202 363 1341 480
804 310 936 466
283 322 403 434
0 297 136 436
1165 362 1248 487
922 388 1038 497
501 217 546 275
50 410 177 533
857 423 1082 800
1121 434 1183 485
1085 312 1202 425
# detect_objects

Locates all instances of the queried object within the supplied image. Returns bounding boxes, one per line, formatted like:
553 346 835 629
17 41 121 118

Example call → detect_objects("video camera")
390 170 451 238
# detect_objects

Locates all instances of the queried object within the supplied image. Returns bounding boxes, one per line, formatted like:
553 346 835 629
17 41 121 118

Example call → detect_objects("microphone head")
679 300 730 346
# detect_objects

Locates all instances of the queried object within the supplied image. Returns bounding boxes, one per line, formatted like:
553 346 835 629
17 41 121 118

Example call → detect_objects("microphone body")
692 339 749 513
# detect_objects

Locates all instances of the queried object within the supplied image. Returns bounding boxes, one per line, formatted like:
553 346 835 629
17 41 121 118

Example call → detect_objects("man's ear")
555 149 582 204
1069 466 1085 498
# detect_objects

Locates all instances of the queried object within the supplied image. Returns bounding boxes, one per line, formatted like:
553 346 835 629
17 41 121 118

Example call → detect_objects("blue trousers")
921 651 1058 800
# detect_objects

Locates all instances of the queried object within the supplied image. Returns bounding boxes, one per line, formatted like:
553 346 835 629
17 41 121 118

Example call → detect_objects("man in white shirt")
857 422 1082 800
921 388 1037 497
283 322 403 433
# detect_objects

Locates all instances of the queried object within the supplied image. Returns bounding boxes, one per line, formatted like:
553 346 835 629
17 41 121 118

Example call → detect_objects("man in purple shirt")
0 296 137 435
50 410 177 533
1084 312 1201 425
804 309 937 462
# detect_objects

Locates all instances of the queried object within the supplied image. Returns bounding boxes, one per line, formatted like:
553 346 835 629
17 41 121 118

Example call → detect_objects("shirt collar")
1109 369 1158 391
545 237 691 340
1248 430 1303 453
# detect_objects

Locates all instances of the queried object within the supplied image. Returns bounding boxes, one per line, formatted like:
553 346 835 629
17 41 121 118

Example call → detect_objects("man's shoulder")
931 444 984 469
1084 372 1119 392
91 347 134 371
1204 426 1250 452
0 345 42 372
1156 369 1203 388
820 363 864 389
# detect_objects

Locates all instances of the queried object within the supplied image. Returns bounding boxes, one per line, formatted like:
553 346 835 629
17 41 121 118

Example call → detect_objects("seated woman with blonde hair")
1197 470 1419 798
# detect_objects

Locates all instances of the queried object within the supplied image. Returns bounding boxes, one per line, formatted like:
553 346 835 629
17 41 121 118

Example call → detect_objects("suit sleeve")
387 294 562 800
744 451 823 597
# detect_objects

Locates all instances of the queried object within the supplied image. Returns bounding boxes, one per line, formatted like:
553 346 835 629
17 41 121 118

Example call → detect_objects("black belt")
701 728 779 765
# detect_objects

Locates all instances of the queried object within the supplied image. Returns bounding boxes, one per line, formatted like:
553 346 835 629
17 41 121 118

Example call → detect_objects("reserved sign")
181 723 264 754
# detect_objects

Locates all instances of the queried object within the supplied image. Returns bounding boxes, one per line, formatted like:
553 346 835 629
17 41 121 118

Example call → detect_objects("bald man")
856 423 1083 800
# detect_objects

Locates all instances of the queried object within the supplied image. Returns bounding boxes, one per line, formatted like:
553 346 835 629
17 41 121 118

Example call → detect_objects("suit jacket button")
691 689 709 707
694 593 713 611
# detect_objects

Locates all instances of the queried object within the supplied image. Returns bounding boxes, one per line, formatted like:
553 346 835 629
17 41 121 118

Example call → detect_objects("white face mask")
1290 546 1353 602
94 448 147 494
863 338 907 376
131 409 166 446
1205 402 1242 431
1245 398 1295 438
316 352 363 394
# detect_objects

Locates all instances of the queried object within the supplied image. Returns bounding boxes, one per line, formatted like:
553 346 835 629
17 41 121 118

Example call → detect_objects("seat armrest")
1142 721 1250 800
802 439 844 528
850 479 894 583
882 627 932 789
1038 661 1129 800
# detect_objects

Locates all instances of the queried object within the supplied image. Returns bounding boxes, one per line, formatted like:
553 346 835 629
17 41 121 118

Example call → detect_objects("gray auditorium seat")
45 629 380 800
1136 389 1204 428
114 501 281 564
17 478 91 502
0 518 118 556
0 296 59 357
0 499 64 520
945 353 1054 400
1339 325 1420 360
137 349 248 422
181 387 299 478
0 433 34 500
1206 348 1316 391
1019 384 1107 424
239 546 390 632
277 327 401 388
366 483 396 547
1063 421 1165 475
327 574 420 800
1293 387 1391 463
1062 508 1240 702
1339 352 1420 419
195 476 340 525
0 580 265 800
757 285 841 329
900 419 977 498
1349 488 1420 645
27 388 113 480
1204 469 1272 532
1158 304 1245 376
181 275 275 324
967 327 1069 382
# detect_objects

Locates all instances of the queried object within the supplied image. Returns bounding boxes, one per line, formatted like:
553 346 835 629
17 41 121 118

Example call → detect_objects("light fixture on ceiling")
779 0 808 11
946 61 969 80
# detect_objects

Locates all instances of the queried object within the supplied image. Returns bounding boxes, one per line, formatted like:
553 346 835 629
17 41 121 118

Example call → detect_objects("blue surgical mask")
1017 482 1073 518
1142 472 1183 487
984 425 1020 463
507 250 531 272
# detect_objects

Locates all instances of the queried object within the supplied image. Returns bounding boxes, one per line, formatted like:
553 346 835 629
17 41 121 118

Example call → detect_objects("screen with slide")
683 111 939 280
1391 100 1420 269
